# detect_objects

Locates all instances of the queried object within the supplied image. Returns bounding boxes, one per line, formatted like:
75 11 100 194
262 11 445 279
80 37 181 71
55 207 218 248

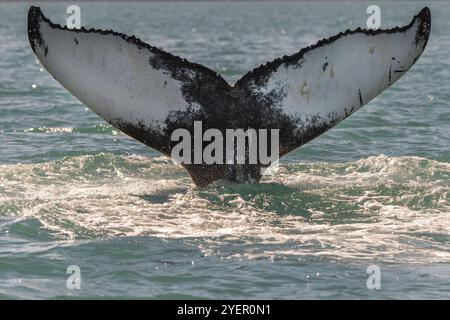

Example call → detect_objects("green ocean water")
0 1 449 299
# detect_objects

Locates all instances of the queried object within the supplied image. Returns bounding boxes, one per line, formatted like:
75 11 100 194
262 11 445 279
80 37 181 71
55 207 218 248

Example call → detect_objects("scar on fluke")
344 106 355 118
389 66 392 83
322 62 328 72
330 65 335 79
300 81 309 97
74 38 79 45
358 89 363 106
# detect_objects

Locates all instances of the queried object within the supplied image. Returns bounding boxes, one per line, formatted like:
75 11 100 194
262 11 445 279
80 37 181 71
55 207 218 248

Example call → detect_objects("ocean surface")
0 1 449 299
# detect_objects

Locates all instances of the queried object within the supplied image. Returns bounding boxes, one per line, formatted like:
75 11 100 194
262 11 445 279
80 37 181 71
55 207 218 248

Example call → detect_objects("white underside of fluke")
29 8 430 135
248 17 429 126
33 22 198 132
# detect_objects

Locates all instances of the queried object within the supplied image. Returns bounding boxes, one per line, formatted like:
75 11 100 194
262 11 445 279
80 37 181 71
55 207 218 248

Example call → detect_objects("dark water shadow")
195 181 318 218
132 187 188 204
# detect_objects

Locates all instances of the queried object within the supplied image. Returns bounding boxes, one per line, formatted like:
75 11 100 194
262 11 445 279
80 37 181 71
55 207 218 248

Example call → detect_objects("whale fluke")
28 6 431 186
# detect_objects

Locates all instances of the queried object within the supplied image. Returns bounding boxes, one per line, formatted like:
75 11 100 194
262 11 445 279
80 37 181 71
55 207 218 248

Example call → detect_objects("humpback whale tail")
28 7 431 187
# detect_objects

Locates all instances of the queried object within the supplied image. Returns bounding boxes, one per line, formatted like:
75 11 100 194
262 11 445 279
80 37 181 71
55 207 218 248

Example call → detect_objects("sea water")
0 1 449 299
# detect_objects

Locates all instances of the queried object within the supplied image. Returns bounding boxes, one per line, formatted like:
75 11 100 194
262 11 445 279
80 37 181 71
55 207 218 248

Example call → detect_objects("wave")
0 153 448 263
23 124 121 135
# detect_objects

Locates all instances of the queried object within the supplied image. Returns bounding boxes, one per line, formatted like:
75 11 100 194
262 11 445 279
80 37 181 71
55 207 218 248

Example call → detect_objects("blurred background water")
0 1 449 299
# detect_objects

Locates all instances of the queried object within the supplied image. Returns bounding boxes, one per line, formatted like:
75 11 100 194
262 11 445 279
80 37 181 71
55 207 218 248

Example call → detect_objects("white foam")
0 153 448 263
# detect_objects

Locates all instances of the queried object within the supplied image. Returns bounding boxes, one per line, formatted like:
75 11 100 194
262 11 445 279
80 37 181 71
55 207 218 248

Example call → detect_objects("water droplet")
31 84 37 89
35 59 40 65
40 68 44 72
280 29 286 35
427 95 434 102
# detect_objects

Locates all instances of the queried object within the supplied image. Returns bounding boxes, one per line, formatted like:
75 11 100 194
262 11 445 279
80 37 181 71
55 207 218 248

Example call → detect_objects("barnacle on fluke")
28 6 430 187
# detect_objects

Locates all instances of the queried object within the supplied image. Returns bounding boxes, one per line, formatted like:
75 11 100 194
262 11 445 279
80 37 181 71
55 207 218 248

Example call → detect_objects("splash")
0 153 448 263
